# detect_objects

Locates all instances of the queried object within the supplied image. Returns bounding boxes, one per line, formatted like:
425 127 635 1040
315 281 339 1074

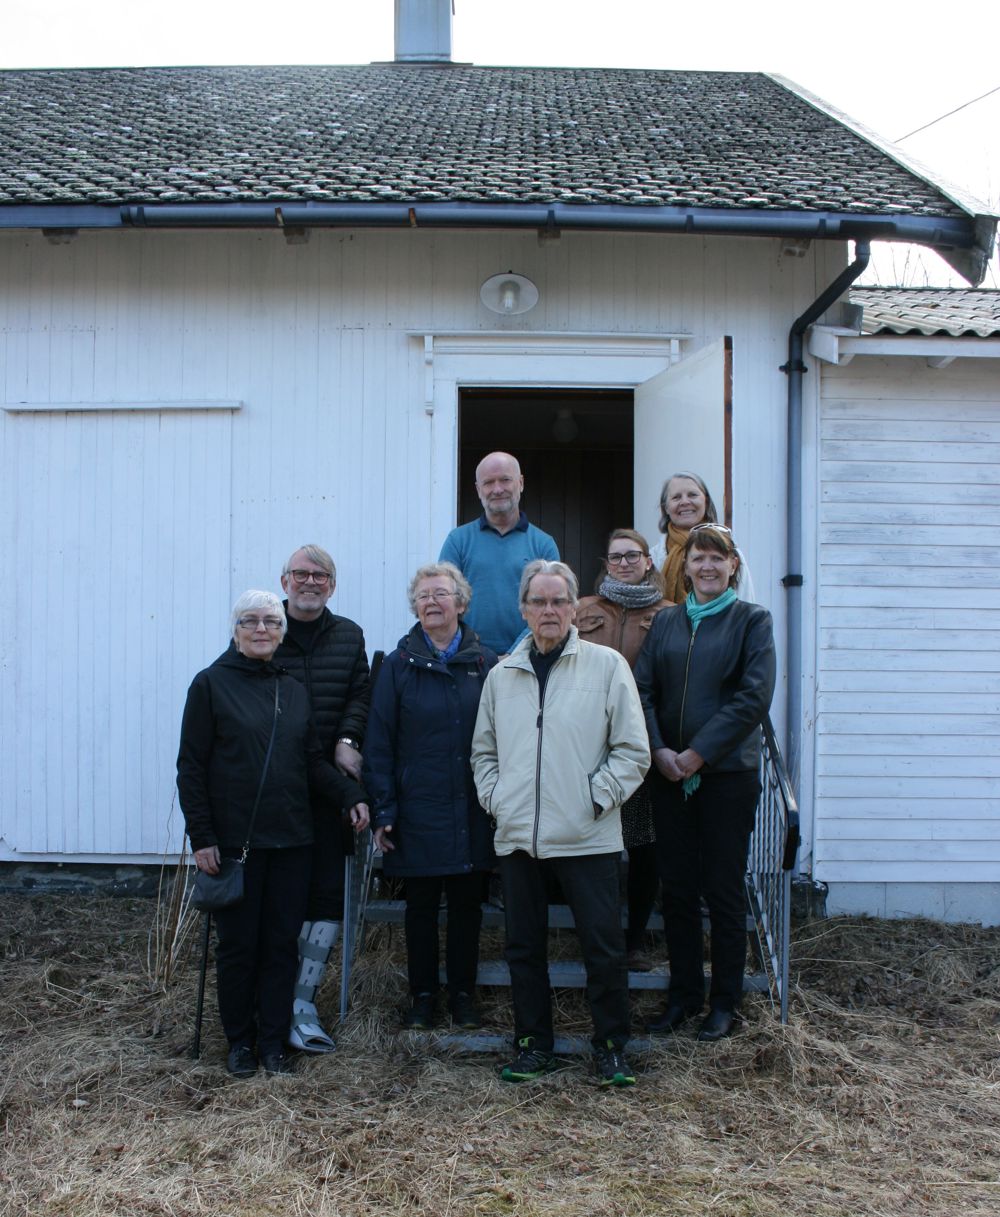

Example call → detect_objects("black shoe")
449 991 482 1030
500 1037 562 1083
226 1045 258 1079
647 1002 697 1035
261 1050 295 1075
402 992 437 1030
593 1040 637 1087
697 1008 737 1042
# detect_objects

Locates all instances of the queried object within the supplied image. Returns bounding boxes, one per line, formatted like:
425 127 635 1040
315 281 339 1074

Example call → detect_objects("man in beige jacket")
471 559 650 1087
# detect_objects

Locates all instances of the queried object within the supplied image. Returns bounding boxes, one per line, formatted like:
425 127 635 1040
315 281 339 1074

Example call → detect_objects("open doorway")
458 388 633 594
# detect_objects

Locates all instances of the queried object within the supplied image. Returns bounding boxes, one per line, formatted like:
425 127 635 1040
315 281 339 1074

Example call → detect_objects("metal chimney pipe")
395 0 453 63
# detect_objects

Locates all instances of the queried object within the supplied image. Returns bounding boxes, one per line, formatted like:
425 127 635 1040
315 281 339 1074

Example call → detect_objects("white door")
0 409 234 858
633 337 731 543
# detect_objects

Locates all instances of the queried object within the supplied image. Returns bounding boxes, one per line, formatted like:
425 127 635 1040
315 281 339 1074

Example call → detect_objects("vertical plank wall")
0 226 827 860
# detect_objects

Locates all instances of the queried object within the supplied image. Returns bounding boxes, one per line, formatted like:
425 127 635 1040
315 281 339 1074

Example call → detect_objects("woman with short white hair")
177 590 368 1078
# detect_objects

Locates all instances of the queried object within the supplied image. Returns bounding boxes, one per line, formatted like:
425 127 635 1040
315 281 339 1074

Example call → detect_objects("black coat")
274 606 370 752
633 600 776 773
362 622 497 877
177 646 365 852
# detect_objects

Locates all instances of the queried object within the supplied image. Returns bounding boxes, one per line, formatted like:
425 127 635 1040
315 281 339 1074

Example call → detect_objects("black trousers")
403 872 485 996
214 845 312 1054
625 843 659 952
499 850 630 1052
652 770 759 1013
305 812 349 922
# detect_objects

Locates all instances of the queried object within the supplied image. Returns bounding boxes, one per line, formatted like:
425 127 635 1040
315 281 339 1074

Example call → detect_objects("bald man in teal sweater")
439 452 559 655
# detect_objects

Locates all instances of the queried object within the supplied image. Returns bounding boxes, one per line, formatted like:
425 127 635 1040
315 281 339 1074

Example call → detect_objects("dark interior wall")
458 389 634 594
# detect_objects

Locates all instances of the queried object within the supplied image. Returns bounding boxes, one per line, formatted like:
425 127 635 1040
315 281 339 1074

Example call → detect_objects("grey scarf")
597 576 664 609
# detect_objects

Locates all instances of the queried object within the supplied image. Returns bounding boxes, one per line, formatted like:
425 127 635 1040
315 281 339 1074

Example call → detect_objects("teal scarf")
681 589 738 797
685 587 737 633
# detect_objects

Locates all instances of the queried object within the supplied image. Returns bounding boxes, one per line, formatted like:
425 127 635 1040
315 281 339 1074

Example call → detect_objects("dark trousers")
652 770 759 1013
499 850 630 1051
625 843 659 952
404 872 484 996
305 812 349 921
214 845 312 1054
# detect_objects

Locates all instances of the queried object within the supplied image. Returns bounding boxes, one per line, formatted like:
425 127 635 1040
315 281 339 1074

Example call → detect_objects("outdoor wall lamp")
480 272 539 315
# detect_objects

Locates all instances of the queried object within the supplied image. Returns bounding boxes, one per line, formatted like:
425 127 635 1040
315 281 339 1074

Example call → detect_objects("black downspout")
780 241 871 806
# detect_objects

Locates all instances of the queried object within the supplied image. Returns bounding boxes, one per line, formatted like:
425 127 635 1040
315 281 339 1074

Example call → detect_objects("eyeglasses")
414 589 457 603
289 569 332 586
524 597 572 609
606 550 645 566
237 617 284 631
689 523 733 536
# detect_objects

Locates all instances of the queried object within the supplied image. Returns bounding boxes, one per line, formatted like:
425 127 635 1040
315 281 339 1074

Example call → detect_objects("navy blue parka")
363 621 497 877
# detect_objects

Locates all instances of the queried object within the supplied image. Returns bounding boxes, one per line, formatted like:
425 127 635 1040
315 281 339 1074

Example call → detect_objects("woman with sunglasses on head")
575 529 673 970
633 526 775 1041
177 590 369 1079
363 562 498 1032
649 472 756 605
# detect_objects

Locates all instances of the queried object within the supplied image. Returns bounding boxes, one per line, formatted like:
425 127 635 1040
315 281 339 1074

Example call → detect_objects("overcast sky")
4 0 998 285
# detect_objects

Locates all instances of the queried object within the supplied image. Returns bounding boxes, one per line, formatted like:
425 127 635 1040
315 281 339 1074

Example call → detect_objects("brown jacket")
575 594 674 668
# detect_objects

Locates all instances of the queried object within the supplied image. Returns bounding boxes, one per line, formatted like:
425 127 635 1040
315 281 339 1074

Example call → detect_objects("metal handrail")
746 714 800 1022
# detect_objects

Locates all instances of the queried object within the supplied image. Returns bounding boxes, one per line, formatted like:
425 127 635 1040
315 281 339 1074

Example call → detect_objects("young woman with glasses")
575 528 673 971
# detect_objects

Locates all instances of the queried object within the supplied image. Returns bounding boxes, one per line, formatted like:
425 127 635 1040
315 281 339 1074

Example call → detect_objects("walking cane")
192 911 212 1059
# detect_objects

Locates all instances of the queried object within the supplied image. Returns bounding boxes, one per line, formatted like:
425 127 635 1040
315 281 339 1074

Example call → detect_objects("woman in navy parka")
363 561 497 1032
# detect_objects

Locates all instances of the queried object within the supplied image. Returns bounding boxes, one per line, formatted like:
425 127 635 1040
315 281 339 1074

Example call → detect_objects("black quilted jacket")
273 605 371 755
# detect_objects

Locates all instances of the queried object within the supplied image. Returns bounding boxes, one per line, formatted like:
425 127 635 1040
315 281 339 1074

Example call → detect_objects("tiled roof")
852 288 1000 337
0 64 972 217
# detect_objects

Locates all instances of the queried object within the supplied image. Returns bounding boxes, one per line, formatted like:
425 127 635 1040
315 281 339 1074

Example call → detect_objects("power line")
896 83 1000 142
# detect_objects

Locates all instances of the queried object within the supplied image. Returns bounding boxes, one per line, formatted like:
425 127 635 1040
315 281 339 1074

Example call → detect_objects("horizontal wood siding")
815 357 1000 884
0 227 819 859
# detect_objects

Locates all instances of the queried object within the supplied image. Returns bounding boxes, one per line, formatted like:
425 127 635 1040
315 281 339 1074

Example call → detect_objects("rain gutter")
0 200 989 279
779 240 871 804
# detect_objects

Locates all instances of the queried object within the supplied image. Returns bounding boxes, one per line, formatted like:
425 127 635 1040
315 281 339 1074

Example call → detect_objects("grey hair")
658 471 719 535
519 559 579 606
407 561 473 614
282 543 336 582
230 590 288 641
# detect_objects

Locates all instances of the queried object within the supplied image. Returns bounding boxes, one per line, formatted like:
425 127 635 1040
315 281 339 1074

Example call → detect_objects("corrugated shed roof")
0 64 974 216
851 288 1000 337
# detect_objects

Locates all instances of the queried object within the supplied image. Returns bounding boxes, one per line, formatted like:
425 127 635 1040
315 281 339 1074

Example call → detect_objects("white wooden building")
807 289 1000 922
1 6 997 921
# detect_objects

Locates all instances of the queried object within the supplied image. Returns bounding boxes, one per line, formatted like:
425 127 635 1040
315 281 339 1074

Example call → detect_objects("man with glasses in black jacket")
276 544 371 1054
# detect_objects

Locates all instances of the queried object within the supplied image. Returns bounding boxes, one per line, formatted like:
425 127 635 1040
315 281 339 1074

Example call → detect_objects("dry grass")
2 894 999 1217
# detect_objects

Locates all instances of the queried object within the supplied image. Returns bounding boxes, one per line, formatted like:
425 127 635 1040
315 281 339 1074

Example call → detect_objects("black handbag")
190 680 281 913
192 854 245 912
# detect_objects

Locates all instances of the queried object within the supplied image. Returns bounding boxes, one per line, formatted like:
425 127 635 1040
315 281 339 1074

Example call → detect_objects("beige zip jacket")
471 627 650 859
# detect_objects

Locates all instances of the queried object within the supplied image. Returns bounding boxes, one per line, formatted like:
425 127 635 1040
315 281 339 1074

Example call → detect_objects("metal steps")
361 898 764 994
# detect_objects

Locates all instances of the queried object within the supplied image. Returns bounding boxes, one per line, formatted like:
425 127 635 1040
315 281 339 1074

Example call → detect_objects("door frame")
415 331 693 541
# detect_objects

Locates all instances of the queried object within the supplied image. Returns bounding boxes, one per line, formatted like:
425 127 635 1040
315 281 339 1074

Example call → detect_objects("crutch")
337 649 384 1021
192 911 212 1059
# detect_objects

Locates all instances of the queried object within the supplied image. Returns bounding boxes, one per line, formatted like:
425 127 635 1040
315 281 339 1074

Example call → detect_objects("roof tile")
0 64 973 218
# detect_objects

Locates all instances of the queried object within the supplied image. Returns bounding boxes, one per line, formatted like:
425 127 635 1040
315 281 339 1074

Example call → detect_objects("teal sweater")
439 514 559 653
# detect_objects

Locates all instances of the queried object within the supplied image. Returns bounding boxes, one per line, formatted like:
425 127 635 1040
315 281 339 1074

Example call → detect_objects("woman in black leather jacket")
633 525 775 1042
